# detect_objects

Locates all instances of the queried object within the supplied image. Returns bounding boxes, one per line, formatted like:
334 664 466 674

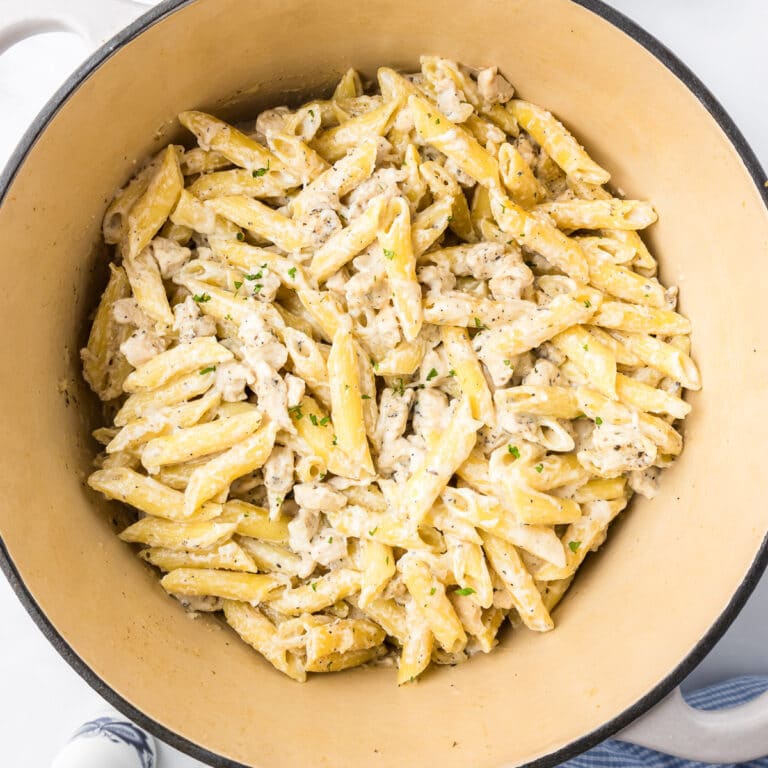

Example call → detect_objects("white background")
1 1 767 766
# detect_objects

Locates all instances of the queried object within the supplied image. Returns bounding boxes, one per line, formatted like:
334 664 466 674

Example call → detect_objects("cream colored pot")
1 2 768 766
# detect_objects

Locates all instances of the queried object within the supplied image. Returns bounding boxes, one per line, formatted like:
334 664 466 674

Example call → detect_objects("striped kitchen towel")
563 676 768 768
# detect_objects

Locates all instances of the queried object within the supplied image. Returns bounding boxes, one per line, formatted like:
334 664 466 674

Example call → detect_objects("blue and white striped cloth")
563 676 768 768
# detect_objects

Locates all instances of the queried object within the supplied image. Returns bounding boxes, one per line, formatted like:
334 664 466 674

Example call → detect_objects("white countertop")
1 1 767 766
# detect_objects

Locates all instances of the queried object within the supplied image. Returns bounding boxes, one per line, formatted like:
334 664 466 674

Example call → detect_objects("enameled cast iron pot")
1 1 768 766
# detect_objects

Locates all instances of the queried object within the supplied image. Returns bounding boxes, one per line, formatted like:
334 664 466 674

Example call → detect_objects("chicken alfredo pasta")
82 57 700 683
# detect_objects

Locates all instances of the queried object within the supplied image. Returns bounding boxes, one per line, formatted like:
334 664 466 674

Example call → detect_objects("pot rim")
1 1 767 766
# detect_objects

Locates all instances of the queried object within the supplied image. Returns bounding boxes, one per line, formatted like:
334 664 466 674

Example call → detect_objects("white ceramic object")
1 1 768 765
50 714 156 768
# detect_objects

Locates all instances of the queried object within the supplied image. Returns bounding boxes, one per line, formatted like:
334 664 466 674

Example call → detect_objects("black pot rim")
1 1 767 766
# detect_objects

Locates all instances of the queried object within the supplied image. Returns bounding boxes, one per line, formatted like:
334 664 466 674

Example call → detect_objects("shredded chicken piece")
476 66 515 107
151 238 192 280
214 360 253 402
119 329 166 368
173 296 217 343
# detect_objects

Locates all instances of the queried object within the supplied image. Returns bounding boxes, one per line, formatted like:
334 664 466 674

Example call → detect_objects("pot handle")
617 685 768 763
0 0 149 55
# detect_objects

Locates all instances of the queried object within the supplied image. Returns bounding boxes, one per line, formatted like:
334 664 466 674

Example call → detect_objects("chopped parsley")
236 232 245 241
368 527 378 536
429 587 436 596
287 266 297 279
199 366 216 375
252 283 263 294
534 463 544 473
288 405 303 420
332 434 338 446
508 445 520 459
595 416 603 426
309 414 319 426
435 117 441 125
328 537 333 544
310 582 318 592
448 369 456 377
503 359 512 366
583 344 589 351
454 587 475 596
383 248 396 260
473 317 486 329
568 540 582 553
426 367 439 381
233 281 243 290
584 300 592 308
394 378 405 396
319 416 330 426
192 293 211 303
245 272 262 280
252 160 270 177
361 394 371 400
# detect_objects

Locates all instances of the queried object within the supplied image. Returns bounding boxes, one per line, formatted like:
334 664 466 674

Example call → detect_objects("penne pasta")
83 55 698 683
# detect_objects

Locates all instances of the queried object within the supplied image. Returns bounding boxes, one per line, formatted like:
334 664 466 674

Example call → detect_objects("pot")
1 1 768 766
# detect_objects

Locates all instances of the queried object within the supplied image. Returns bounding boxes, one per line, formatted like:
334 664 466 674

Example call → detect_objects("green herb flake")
361 394 371 400
595 416 603 426
583 344 589 351
245 273 261 280
319 416 330 426
199 366 216 375
288 266 297 279
310 582 318 592
454 587 475 596
252 283 263 294
394 378 405 396
503 359 512 366
508 445 520 459
332 434 338 446
309 414 319 426
368 527 378 536
473 317 486 329
568 540 582 553
288 405 303 421
584 300 592 308
192 293 211 303
534 463 544 473
429 587 437 596
236 232 245 241
448 369 456 377
328 537 333 544
435 117 441 125
252 160 270 177
426 367 439 382
383 248 396 260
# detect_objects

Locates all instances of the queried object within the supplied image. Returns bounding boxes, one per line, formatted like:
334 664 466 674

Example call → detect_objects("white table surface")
1 1 767 766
